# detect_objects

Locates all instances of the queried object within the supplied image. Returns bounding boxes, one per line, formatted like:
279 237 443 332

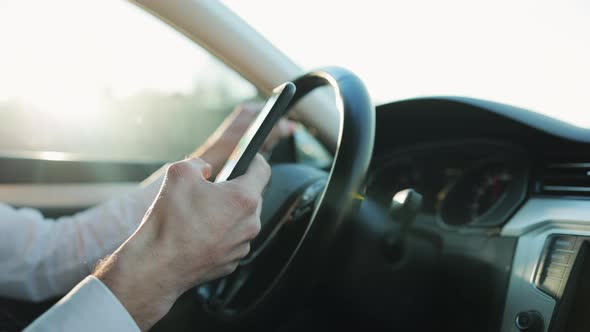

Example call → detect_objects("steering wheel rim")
197 67 375 324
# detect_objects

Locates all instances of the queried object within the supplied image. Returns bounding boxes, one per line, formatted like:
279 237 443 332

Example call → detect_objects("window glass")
0 0 257 161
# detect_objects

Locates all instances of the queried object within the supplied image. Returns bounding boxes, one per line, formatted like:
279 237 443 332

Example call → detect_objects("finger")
231 105 258 131
167 158 212 181
257 196 262 216
227 212 261 243
200 261 240 282
186 157 213 180
207 103 259 143
231 154 271 195
226 242 251 262
228 102 260 132
239 101 264 115
219 261 240 277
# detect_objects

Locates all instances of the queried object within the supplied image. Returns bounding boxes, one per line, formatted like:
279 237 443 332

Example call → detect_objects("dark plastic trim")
380 96 590 144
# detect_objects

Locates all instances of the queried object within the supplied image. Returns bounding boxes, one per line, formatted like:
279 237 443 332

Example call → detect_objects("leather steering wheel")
197 67 375 326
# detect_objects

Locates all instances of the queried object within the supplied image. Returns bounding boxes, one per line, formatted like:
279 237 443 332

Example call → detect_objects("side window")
0 1 257 161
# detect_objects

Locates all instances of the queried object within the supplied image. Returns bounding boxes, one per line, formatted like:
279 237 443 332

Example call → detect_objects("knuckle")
167 161 192 180
243 192 261 213
246 219 262 240
230 189 260 213
222 263 239 276
242 243 251 257
186 157 208 171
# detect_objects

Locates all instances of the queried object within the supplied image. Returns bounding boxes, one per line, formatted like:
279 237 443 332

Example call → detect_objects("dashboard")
366 141 528 229
352 97 590 332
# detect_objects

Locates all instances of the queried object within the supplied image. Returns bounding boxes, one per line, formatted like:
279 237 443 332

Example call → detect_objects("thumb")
230 154 271 195
185 157 213 180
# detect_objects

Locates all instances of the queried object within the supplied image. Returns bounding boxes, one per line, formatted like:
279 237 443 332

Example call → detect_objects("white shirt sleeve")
24 275 140 332
0 166 166 302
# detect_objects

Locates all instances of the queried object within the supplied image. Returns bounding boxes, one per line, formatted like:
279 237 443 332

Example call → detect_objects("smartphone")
215 82 296 182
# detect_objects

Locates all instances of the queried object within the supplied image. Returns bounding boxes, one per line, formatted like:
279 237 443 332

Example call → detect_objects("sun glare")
36 151 71 161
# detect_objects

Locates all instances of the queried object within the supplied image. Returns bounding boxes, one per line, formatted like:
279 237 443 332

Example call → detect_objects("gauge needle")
491 177 500 201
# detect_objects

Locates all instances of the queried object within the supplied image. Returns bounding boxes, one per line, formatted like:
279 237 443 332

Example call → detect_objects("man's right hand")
94 154 271 331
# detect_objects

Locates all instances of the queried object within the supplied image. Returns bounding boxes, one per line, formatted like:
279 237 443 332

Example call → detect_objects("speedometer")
438 159 528 227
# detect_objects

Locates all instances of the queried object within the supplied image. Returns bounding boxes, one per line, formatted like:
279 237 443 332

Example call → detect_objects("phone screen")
215 82 295 182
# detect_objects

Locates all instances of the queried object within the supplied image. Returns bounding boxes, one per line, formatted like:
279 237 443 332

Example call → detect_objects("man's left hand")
193 102 296 176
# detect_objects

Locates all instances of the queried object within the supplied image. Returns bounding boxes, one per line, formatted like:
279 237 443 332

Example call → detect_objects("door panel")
0 156 162 216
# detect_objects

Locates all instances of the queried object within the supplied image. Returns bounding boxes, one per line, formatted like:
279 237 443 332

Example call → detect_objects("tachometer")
469 170 513 220
438 159 527 227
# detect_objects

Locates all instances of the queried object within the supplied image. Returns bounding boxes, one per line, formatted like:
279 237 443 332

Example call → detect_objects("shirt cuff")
24 275 140 332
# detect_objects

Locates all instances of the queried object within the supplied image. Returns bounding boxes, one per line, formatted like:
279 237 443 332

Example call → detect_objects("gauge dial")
438 161 520 226
468 170 513 221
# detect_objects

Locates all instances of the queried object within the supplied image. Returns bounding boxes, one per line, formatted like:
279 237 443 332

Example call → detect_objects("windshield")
223 0 590 128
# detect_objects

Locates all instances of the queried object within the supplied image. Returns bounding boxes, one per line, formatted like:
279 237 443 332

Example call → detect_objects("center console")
500 198 590 332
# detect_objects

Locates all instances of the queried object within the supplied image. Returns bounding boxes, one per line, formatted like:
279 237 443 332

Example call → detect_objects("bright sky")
0 0 588 129
223 0 590 128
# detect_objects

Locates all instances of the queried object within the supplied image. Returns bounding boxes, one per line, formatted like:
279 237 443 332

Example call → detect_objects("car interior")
1 1 589 332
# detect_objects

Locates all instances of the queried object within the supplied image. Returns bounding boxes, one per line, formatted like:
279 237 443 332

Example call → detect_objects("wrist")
94 240 181 331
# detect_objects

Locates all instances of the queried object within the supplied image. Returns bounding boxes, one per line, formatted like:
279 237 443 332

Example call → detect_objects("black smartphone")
215 82 296 182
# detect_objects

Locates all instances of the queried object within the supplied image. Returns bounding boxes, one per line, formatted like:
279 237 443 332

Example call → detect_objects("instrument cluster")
366 142 528 228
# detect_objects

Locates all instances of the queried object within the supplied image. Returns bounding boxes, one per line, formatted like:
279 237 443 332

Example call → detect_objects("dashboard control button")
546 264 567 278
515 311 543 331
541 277 562 297
535 235 585 299
549 252 572 265
553 236 577 251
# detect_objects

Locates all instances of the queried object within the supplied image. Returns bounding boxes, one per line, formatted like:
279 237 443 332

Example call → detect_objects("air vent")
536 163 590 197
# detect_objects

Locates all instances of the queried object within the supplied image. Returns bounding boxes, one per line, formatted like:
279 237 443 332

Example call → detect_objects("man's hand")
194 102 295 176
94 155 271 331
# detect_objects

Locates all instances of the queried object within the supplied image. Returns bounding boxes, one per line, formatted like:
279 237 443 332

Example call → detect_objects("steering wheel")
197 67 375 326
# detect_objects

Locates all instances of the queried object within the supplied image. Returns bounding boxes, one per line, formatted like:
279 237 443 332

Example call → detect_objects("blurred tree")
0 70 257 161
